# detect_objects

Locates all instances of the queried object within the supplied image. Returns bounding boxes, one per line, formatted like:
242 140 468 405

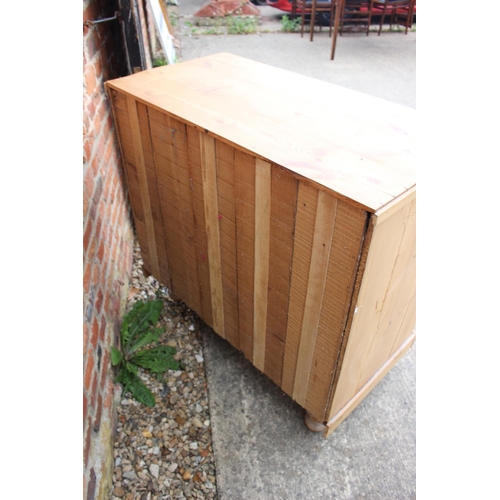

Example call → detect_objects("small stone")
142 430 152 438
121 399 131 406
189 441 198 450
189 325 195 331
123 470 137 481
166 339 177 347
204 419 210 427
114 467 123 481
149 464 160 478
182 470 191 481
168 463 178 473
137 471 149 481
192 417 203 428
195 354 204 363
175 415 186 426
113 486 125 497
152 446 160 455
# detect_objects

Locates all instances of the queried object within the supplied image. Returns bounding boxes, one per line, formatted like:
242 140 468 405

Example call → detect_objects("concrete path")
176 3 416 497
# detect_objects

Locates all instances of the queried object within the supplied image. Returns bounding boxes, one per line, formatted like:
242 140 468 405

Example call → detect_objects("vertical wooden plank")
281 182 319 396
186 125 213 327
136 103 172 289
234 150 256 362
200 132 225 338
253 159 272 372
215 140 240 350
125 95 160 278
149 111 202 315
263 166 298 386
304 201 367 421
292 191 338 406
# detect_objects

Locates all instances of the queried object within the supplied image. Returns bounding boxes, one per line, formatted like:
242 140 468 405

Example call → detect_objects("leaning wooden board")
106 53 416 437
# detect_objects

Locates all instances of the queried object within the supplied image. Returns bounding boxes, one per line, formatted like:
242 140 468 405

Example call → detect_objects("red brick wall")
83 1 134 499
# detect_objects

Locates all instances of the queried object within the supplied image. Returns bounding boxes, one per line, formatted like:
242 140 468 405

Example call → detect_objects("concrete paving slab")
202 326 416 499
175 4 416 497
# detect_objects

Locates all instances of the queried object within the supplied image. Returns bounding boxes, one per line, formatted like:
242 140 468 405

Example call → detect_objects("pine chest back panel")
106 53 416 434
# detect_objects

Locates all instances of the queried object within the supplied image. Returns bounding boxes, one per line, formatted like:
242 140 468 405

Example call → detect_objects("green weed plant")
111 299 179 407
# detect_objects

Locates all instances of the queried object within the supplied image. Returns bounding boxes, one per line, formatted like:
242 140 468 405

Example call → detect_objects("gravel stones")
109 241 217 500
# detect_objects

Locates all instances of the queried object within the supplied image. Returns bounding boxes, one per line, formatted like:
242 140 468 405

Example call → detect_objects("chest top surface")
106 52 416 213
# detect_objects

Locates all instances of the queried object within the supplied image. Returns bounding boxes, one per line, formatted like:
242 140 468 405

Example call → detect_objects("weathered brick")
90 368 99 409
99 356 110 396
85 92 97 123
91 263 100 285
83 322 89 354
99 314 107 338
87 231 97 263
84 63 97 96
103 293 111 317
84 416 93 469
83 188 90 219
84 166 95 201
89 200 98 224
97 240 105 263
98 195 106 221
90 317 99 349
83 138 92 164
93 393 103 432
90 153 100 177
92 177 103 207
83 219 93 252
83 392 88 426
85 29 98 61
104 136 113 164
84 351 94 392
83 262 92 295
103 378 114 410
95 288 104 314
93 56 103 81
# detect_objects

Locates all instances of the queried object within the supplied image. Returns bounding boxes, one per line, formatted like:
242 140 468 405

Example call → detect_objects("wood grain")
106 54 415 212
253 158 272 372
292 191 337 406
327 196 415 419
281 183 319 396
200 132 225 338
126 96 160 278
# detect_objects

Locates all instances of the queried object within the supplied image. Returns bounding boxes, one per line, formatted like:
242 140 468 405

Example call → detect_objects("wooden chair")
297 0 336 42
372 0 415 35
293 0 344 60
393 0 415 34
339 0 373 36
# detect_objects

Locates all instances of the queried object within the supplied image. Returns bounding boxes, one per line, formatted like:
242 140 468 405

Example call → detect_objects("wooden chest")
106 53 416 437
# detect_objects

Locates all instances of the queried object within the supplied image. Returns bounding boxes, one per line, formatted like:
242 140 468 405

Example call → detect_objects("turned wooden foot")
304 412 326 433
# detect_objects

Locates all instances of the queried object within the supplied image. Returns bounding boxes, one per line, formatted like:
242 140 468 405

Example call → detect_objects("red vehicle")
265 0 295 12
